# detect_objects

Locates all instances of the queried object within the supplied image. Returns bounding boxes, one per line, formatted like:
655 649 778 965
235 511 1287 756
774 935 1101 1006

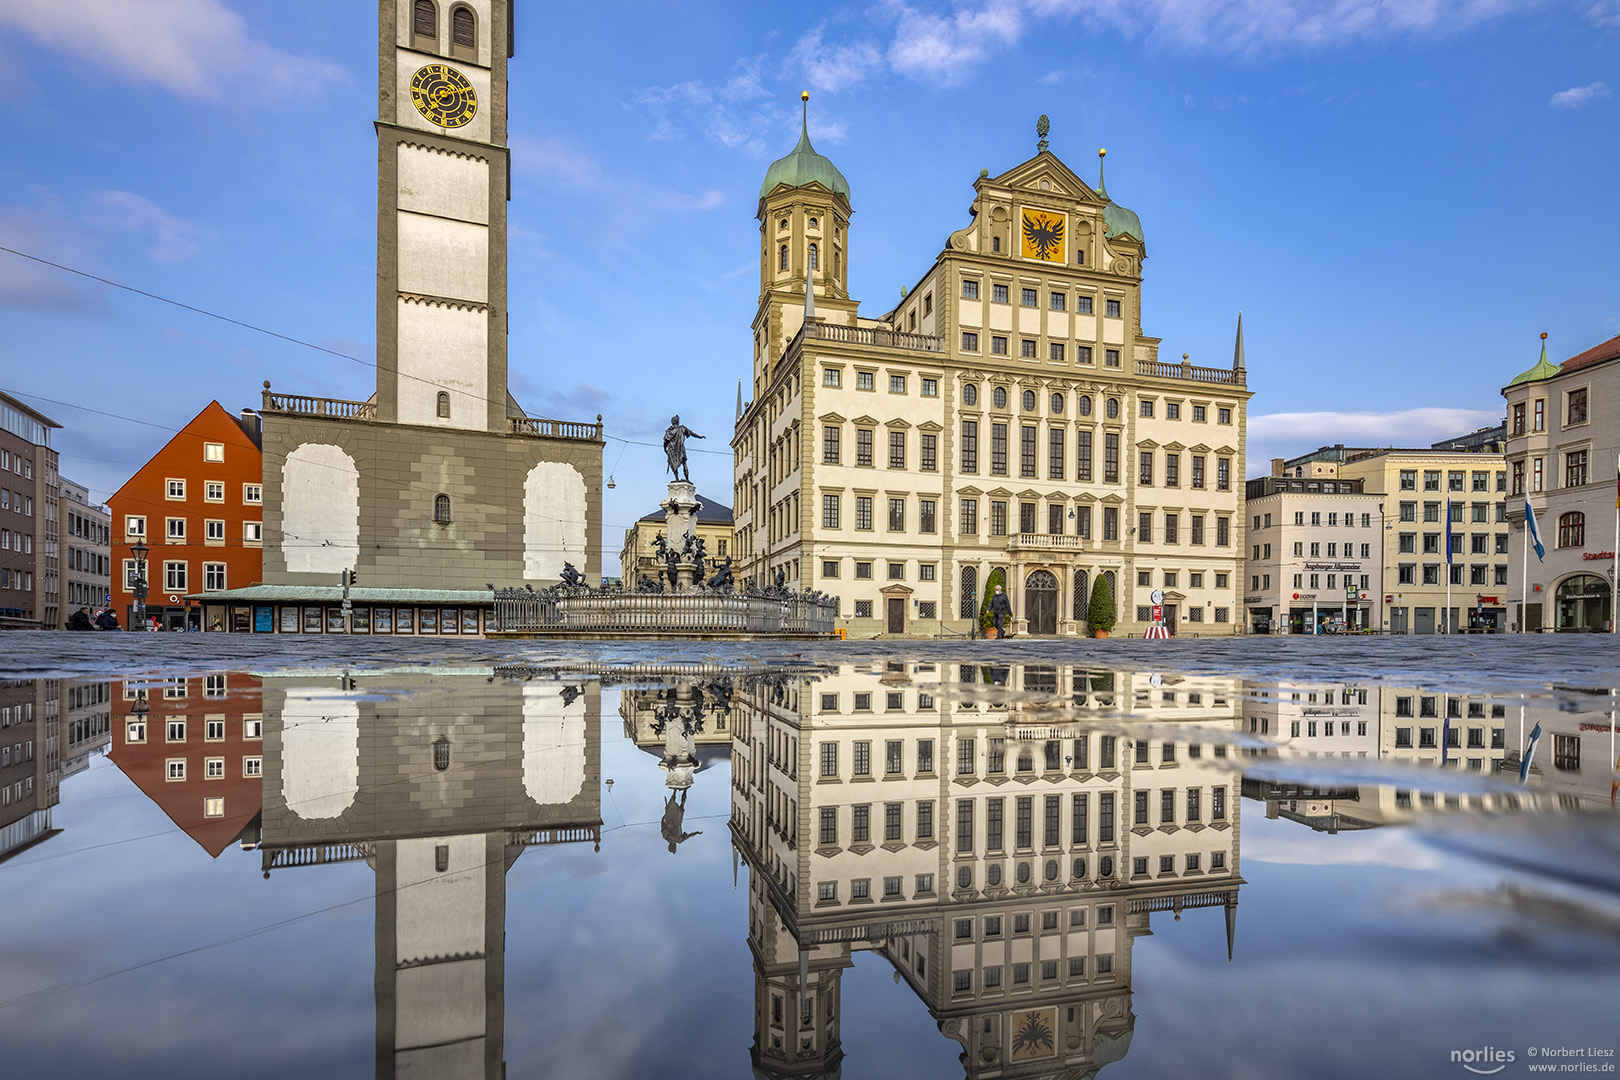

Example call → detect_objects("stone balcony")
261 385 602 441
1005 532 1086 552
1135 358 1246 386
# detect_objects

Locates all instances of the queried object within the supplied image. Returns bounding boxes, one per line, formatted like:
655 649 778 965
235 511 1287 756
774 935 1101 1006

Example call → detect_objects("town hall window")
434 494 452 523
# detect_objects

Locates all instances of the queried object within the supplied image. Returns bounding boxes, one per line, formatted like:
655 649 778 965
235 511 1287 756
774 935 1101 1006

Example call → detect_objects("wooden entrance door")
1026 570 1059 635
887 597 906 634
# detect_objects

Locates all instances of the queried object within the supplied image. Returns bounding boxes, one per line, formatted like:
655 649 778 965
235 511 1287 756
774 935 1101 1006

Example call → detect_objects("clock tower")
378 0 512 433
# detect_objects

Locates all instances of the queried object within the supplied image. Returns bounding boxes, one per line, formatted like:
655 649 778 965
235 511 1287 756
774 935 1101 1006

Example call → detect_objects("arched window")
808 217 818 229
436 391 450 418
1558 511 1585 548
779 245 789 271
433 736 450 771
413 0 437 37
778 218 788 230
451 4 475 48
833 251 840 277
434 494 451 523
960 565 977 618
1073 569 1089 620
808 242 818 270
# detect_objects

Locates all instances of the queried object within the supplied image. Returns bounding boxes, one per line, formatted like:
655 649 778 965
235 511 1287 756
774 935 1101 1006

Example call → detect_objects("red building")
109 674 264 857
109 402 262 631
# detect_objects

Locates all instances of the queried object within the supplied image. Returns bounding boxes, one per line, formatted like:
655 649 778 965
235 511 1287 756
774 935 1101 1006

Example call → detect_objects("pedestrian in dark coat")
66 608 93 631
94 609 120 631
990 585 1013 638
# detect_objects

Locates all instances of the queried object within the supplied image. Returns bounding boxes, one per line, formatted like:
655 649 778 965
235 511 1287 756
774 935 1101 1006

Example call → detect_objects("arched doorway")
1554 574 1611 631
1026 569 1059 635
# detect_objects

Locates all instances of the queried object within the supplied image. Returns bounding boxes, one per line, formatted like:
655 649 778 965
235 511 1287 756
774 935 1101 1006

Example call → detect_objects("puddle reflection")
2 660 1616 1077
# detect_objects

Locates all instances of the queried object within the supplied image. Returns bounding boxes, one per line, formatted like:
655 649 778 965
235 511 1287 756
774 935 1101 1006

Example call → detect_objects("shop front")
188 586 496 636
1553 574 1612 632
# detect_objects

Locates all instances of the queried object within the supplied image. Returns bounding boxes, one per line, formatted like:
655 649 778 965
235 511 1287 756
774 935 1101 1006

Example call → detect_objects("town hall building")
732 108 1251 637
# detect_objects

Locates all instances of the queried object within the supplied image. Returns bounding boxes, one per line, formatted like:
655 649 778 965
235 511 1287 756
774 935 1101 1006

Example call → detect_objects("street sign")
1150 589 1164 605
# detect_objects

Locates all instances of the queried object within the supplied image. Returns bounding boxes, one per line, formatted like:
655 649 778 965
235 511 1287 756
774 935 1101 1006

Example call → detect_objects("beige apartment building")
1243 472 1383 633
733 114 1251 637
1501 332 1619 631
1285 443 1508 633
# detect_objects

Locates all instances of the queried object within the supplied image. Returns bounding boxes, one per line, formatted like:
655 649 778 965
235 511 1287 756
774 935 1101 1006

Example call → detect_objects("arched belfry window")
434 494 451 523
808 243 818 270
436 391 450 418
433 736 450 771
779 245 789 271
451 5 475 48
413 0 437 37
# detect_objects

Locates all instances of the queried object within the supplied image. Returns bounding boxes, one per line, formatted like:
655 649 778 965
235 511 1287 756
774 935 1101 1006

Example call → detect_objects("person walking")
990 584 1014 639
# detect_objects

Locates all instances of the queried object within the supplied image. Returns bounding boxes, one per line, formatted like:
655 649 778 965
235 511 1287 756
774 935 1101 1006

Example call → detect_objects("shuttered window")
452 5 475 47
413 0 437 37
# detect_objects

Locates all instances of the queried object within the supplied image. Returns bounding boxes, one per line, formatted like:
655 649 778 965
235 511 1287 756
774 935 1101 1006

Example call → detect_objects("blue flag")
1524 498 1545 561
1519 721 1542 783
1445 500 1454 565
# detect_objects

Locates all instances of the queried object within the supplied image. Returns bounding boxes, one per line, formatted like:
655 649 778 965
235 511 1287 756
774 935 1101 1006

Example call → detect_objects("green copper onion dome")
1095 147 1143 243
1506 335 1562 387
759 95 850 202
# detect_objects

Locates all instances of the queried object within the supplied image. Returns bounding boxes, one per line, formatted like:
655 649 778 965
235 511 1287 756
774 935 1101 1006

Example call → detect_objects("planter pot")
1092 628 1109 639
983 626 998 639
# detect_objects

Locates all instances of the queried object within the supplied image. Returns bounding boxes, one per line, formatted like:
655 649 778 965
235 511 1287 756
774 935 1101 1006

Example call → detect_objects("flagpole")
1445 498 1453 635
1522 505 1529 633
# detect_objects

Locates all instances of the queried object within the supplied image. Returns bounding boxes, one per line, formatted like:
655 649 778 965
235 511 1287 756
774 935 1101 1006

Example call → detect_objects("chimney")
1270 457 1284 477
238 408 262 449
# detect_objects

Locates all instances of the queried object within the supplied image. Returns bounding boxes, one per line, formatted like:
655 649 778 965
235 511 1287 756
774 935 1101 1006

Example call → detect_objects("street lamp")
130 540 149 631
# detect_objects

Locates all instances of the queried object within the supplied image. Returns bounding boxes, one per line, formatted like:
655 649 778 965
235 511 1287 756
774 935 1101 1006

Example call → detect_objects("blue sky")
1 0 1617 555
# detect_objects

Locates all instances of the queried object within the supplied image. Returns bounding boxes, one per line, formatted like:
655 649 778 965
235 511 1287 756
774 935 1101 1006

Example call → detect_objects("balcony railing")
1136 359 1245 386
261 390 377 420
794 319 946 354
509 416 604 441
1007 532 1086 551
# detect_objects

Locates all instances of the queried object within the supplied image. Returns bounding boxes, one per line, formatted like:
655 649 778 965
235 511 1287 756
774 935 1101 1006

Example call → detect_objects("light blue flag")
1445 500 1454 565
1524 498 1545 561
1519 721 1542 783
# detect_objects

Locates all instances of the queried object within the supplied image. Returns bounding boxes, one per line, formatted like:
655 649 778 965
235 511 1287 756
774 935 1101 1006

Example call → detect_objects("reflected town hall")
72 661 1620 1077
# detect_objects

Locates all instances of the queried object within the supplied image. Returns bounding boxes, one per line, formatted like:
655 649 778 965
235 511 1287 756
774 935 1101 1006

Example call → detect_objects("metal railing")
493 588 838 636
1135 359 1245 386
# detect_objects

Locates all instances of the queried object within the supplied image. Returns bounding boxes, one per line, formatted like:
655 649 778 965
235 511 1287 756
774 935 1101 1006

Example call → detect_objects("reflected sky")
1 657 1617 1080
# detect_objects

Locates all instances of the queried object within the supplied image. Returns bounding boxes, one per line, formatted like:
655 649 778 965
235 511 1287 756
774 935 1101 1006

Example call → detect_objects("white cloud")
1550 80 1611 108
777 0 1554 90
788 27 885 93
85 191 216 262
1245 407 1503 476
0 0 341 100
508 134 724 225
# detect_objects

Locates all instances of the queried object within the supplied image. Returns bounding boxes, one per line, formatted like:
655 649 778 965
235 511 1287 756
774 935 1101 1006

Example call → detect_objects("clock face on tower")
409 63 477 128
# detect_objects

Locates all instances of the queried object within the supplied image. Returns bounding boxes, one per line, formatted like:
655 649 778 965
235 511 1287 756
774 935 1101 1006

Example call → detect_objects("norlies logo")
1452 1046 1516 1075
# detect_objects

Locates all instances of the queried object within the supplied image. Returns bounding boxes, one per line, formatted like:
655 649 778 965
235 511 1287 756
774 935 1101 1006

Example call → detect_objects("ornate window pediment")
818 412 847 424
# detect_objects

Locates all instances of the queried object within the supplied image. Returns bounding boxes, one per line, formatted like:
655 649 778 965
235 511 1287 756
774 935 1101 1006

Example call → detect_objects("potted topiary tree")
1087 574 1116 638
978 567 1008 638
